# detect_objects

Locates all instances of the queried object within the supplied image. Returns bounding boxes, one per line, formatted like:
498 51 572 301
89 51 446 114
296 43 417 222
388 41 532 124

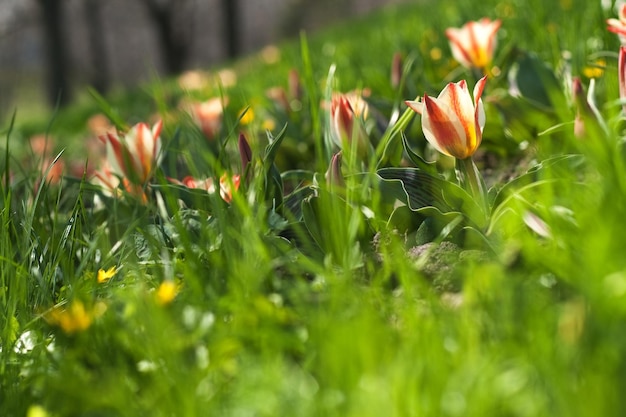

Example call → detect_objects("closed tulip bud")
238 133 253 180
169 174 240 203
619 46 626 114
572 77 606 139
288 69 302 102
329 92 370 159
190 97 227 141
325 151 345 189
391 52 404 89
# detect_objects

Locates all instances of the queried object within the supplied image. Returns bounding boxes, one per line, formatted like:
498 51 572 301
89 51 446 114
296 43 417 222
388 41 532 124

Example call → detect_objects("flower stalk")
455 156 488 216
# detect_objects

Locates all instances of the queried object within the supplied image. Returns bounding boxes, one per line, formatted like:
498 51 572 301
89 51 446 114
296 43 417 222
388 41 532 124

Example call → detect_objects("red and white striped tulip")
619 46 626 114
405 77 487 160
329 92 370 158
608 4 626 43
572 77 606 139
446 18 501 71
93 160 148 202
190 97 227 141
101 120 163 185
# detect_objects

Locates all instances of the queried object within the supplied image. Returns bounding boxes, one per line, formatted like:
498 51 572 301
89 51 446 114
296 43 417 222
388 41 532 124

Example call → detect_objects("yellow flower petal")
27 405 49 417
45 301 106 334
156 281 179 305
97 266 117 283
239 107 255 125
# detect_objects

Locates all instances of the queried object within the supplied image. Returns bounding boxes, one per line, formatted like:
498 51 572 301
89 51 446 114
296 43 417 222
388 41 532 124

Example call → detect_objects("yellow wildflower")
262 118 276 131
156 281 179 305
582 59 605 79
27 405 49 417
429 47 442 60
45 301 107 334
239 107 255 125
97 266 117 283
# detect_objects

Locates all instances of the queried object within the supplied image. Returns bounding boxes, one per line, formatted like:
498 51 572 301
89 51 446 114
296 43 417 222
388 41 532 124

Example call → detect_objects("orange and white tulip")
608 4 626 43
619 46 626 114
189 97 227 141
446 18 501 71
101 120 163 185
405 77 487 160
572 77 606 139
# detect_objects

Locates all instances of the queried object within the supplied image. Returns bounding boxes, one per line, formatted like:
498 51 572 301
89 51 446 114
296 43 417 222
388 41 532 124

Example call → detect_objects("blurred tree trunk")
84 0 109 94
141 0 192 75
37 0 71 106
221 0 239 58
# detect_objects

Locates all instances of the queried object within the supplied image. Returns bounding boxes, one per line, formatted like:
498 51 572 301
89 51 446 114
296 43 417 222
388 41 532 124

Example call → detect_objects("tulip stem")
455 157 489 216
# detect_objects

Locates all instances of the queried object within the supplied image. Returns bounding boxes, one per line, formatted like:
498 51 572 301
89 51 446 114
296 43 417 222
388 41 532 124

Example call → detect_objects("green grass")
3 0 626 416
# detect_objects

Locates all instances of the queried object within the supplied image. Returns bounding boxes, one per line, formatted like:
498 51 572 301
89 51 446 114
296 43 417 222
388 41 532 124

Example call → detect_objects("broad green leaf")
491 154 584 209
401 133 438 174
375 168 487 228
508 50 569 122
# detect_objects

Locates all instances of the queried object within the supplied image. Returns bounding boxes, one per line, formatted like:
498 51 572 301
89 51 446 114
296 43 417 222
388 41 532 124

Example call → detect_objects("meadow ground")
3 1 626 416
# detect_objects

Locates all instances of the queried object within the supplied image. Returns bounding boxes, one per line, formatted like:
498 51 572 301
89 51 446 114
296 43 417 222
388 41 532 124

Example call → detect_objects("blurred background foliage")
3 1 626 416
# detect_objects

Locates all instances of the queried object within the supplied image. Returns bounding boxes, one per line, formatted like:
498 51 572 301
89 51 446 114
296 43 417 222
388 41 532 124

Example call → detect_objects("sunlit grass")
3 0 626 416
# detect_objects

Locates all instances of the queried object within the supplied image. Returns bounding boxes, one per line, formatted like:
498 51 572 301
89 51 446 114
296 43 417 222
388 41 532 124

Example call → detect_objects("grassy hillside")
3 0 626 416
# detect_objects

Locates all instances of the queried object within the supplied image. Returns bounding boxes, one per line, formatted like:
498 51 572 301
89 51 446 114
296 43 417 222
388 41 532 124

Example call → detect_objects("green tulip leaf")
375 168 486 228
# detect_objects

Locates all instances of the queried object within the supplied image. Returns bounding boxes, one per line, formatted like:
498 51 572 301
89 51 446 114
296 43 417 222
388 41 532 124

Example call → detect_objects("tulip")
406 77 489 214
238 133 253 184
101 120 163 185
325 151 345 189
572 77 607 139
170 173 241 203
607 4 626 43
189 97 227 141
93 160 136 199
405 76 487 160
446 18 501 71
329 92 370 159
619 46 626 114
288 69 303 102
391 52 404 89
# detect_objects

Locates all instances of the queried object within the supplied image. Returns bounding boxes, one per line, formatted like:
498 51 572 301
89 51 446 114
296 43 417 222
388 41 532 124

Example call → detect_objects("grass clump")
3 0 626 416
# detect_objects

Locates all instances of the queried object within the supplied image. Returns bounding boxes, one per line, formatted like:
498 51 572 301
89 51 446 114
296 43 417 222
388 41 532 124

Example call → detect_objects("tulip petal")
473 76 488 136
405 100 424 114
617 46 626 113
152 119 163 165
422 94 468 158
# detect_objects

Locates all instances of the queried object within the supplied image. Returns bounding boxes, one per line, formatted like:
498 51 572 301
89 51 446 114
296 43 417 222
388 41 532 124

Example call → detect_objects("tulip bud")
238 133 253 184
619 46 626 114
572 77 606 139
391 52 404 89
329 92 371 160
325 152 345 189
288 69 302 102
